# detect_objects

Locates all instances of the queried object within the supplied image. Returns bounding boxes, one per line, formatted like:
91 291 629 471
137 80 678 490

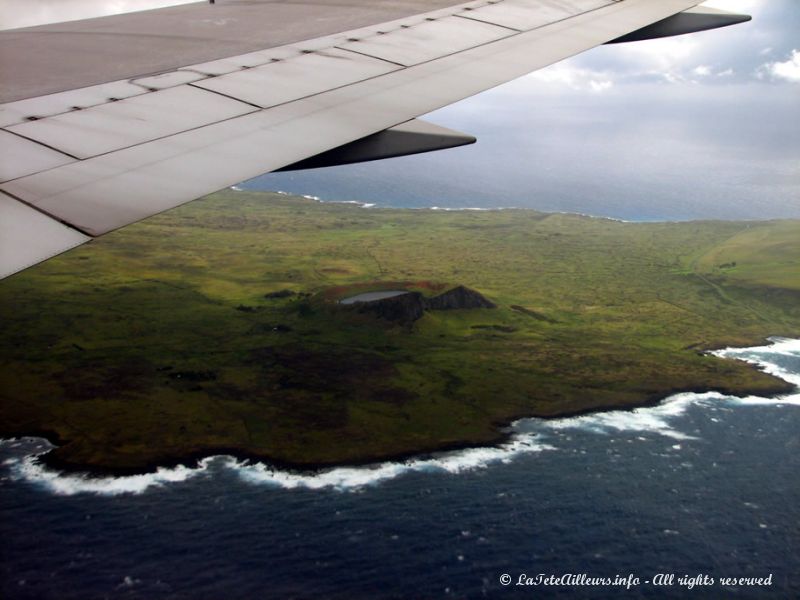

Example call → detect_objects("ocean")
2 338 798 599
242 82 800 223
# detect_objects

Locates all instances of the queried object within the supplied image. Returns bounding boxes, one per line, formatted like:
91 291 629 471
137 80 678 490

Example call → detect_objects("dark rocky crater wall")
352 285 496 323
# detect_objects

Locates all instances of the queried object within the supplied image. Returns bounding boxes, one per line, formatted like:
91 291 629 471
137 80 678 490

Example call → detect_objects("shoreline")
241 187 800 225
2 195 798 484
7 341 796 479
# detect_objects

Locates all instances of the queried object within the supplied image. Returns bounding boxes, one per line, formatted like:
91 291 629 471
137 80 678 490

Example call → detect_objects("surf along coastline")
5 337 797 493
3 338 798 494
1 191 799 480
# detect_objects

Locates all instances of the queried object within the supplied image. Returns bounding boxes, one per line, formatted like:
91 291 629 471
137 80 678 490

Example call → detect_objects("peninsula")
1 190 798 473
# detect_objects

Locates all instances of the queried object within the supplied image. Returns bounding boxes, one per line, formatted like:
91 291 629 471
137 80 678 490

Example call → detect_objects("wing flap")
0 130 76 182
0 192 89 279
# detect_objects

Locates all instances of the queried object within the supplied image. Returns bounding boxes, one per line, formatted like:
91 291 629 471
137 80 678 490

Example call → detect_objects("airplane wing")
0 0 750 279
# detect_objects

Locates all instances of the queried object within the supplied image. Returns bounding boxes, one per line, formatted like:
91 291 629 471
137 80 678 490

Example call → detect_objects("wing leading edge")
0 0 751 279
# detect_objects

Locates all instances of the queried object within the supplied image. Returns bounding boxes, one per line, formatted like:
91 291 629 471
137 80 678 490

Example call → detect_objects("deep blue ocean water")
1 340 798 599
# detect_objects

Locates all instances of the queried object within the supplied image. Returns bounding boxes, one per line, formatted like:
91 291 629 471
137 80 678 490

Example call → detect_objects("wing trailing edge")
0 191 89 280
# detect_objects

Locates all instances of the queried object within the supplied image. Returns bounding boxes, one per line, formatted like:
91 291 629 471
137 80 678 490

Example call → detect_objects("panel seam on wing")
3 235 90 279
185 83 264 110
2 128 80 161
453 13 523 32
0 188 94 236
334 47 409 68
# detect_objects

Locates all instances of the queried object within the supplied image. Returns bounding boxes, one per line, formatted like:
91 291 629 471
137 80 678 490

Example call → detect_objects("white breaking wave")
712 337 800 406
2 437 553 495
2 339 797 495
535 392 714 441
537 337 800 436
713 337 800 387
5 446 213 496
232 436 555 491
329 200 376 209
428 206 513 211
551 210 632 223
424 207 629 221
292 194 377 209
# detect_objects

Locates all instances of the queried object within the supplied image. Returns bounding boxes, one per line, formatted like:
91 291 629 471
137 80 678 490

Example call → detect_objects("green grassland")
1 190 798 473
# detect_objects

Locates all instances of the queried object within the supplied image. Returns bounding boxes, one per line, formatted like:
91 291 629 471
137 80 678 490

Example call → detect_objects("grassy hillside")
1 190 798 472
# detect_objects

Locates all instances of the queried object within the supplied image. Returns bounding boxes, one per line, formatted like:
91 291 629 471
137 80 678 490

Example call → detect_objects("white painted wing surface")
0 0 701 279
